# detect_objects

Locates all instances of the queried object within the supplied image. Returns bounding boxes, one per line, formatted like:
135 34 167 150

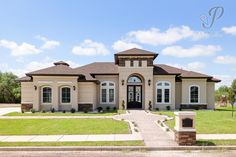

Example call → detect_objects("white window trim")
60 86 72 105
100 81 115 104
156 81 171 104
41 86 53 105
189 85 200 104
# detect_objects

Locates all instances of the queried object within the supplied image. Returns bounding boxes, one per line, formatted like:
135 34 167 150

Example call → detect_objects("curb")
0 146 236 151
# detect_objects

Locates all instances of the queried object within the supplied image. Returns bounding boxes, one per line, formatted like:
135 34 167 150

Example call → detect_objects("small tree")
229 79 236 117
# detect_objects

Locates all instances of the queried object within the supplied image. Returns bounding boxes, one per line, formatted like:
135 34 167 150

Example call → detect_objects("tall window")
42 87 52 104
156 81 171 104
190 85 199 103
61 87 71 103
101 81 115 104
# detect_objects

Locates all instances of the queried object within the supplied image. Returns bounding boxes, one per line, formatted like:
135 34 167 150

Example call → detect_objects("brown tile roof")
16 76 32 82
115 48 157 56
26 61 82 76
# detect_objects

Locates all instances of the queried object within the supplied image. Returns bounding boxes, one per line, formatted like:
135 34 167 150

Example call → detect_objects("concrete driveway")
0 106 21 116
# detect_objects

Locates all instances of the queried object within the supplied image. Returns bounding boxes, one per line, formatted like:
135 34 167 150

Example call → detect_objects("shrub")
70 108 76 113
97 107 103 112
62 110 66 113
42 110 46 113
106 106 110 111
113 107 117 111
155 108 159 111
122 100 125 110
50 108 55 113
148 101 152 110
83 108 88 113
31 109 35 113
179 107 182 111
166 106 170 110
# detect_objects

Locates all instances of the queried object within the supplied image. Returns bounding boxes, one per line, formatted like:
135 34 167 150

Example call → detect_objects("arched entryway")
127 75 143 109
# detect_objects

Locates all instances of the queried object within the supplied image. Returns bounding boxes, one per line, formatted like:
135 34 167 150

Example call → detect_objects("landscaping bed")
197 140 236 146
0 141 144 146
4 110 126 116
154 106 236 134
0 119 129 135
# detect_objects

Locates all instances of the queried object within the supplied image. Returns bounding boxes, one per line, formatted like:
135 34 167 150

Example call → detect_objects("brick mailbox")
174 111 196 145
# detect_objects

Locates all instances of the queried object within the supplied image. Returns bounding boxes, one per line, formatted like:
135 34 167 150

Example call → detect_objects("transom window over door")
128 76 142 83
189 85 199 103
42 87 52 104
61 87 71 103
100 81 115 104
156 81 171 104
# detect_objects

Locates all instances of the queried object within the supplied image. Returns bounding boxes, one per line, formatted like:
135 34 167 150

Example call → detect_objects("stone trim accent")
175 131 196 146
21 103 33 112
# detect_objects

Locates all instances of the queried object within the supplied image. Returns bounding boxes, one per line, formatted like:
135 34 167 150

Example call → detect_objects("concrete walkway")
114 110 177 147
0 134 142 142
0 107 21 116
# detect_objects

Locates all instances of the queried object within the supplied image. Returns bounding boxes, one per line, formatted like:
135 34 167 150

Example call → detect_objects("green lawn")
154 106 236 134
4 110 126 116
197 140 236 146
0 119 129 135
0 141 144 146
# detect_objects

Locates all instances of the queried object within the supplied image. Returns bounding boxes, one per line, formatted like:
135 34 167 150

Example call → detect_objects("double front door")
127 85 142 108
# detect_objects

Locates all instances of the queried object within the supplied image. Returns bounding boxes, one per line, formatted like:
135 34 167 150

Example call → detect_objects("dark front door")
127 85 142 109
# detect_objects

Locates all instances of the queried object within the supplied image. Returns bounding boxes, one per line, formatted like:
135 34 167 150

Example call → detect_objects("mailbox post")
174 111 196 145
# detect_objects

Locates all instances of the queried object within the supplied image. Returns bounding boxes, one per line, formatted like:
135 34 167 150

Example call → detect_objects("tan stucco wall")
94 75 119 109
153 75 176 110
32 76 79 111
21 82 33 104
175 82 182 109
118 60 153 110
78 82 97 110
207 82 215 109
181 79 207 104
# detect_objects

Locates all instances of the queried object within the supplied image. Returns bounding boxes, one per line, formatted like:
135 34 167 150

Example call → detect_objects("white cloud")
214 55 236 64
167 61 206 73
72 39 109 56
112 40 142 52
36 35 60 49
161 45 221 58
127 26 208 46
213 75 236 89
0 39 41 56
222 26 236 35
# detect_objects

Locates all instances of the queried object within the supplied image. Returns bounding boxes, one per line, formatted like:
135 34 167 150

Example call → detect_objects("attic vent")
54 61 70 66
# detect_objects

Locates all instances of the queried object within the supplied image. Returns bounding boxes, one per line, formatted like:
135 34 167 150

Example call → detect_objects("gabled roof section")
26 61 82 76
154 64 221 82
114 48 158 64
73 62 118 81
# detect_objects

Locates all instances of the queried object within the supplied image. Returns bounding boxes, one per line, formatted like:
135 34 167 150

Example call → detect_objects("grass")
154 106 236 134
0 141 144 146
197 140 236 146
5 110 126 116
0 118 129 135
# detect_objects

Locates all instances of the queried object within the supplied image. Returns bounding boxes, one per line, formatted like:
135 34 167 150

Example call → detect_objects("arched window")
156 81 171 104
42 87 52 104
128 76 142 83
100 81 115 104
61 87 71 103
189 85 199 103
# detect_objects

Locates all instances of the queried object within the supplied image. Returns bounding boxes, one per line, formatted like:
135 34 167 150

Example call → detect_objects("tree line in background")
0 72 21 103
215 79 236 105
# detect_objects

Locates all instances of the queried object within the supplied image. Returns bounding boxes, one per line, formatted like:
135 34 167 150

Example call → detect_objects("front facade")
18 48 220 111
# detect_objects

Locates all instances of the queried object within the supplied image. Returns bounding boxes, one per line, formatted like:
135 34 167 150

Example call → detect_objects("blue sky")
0 0 235 87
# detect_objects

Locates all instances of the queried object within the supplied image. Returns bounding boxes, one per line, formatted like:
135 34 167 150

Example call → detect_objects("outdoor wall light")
121 79 124 86
34 85 37 91
73 86 76 91
148 79 151 86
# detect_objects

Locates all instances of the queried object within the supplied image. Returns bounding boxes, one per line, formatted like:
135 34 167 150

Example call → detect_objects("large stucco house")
18 48 220 111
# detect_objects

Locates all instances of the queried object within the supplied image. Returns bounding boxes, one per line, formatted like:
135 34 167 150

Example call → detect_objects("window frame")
100 81 115 104
156 81 171 104
60 86 72 104
41 86 52 105
189 85 200 104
